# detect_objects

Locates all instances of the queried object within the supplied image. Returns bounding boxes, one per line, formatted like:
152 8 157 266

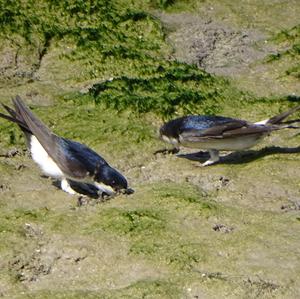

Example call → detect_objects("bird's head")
94 165 133 196
159 118 184 146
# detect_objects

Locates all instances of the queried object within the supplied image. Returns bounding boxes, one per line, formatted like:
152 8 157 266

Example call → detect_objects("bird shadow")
176 146 300 165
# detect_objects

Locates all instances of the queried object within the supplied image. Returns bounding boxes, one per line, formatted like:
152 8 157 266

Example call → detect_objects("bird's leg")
202 149 220 166
61 178 79 195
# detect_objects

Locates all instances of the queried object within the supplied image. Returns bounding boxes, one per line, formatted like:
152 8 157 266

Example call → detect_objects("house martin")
0 96 133 196
159 105 300 166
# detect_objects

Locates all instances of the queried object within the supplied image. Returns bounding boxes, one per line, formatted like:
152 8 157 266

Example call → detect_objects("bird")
0 96 133 197
159 105 300 166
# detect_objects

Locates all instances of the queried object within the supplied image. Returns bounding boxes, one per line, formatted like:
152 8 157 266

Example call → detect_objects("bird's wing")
222 125 272 137
180 120 247 139
180 120 272 142
53 138 108 179
3 97 108 180
12 96 93 178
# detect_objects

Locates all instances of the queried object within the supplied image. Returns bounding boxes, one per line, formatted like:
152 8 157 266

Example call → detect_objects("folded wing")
12 96 107 179
180 118 272 143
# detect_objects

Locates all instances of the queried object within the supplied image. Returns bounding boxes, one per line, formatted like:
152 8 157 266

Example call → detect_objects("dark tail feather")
12 95 52 140
267 105 300 125
0 111 20 124
0 103 31 133
0 111 30 131
11 96 55 156
3 104 17 118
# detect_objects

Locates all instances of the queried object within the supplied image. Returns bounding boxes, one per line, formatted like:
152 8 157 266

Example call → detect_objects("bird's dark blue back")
58 137 108 175
160 115 239 139
181 115 237 131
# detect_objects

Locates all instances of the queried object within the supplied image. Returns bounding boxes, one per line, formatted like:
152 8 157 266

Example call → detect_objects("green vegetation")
0 1 300 298
88 63 238 117
267 24 300 78
148 0 198 10
0 0 248 118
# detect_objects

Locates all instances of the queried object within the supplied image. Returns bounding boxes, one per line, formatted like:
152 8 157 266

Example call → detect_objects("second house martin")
159 105 300 166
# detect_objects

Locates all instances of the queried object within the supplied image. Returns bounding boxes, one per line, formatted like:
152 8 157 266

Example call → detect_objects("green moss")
0 1 300 298
266 24 300 78
151 183 218 214
0 0 248 118
88 207 165 236
87 62 240 118
0 120 25 146
0 0 170 79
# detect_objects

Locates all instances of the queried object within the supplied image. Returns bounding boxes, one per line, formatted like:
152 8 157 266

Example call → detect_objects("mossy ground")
0 1 300 298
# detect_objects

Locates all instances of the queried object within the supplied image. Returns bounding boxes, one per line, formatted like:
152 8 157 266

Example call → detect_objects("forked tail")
267 105 300 125
255 104 300 128
0 99 31 133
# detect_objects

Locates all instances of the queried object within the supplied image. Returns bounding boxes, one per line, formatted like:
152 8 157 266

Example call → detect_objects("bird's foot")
200 149 220 167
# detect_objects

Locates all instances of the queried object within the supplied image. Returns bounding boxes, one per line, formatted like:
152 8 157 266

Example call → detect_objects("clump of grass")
266 24 300 78
88 61 235 118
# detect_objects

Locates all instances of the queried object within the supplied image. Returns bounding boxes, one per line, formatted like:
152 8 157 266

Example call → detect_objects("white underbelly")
30 136 63 178
179 134 266 151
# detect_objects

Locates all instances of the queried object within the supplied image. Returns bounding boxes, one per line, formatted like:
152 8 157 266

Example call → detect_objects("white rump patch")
30 135 63 178
255 119 269 125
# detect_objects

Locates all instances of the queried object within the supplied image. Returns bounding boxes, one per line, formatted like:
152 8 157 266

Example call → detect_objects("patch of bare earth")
157 11 300 96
